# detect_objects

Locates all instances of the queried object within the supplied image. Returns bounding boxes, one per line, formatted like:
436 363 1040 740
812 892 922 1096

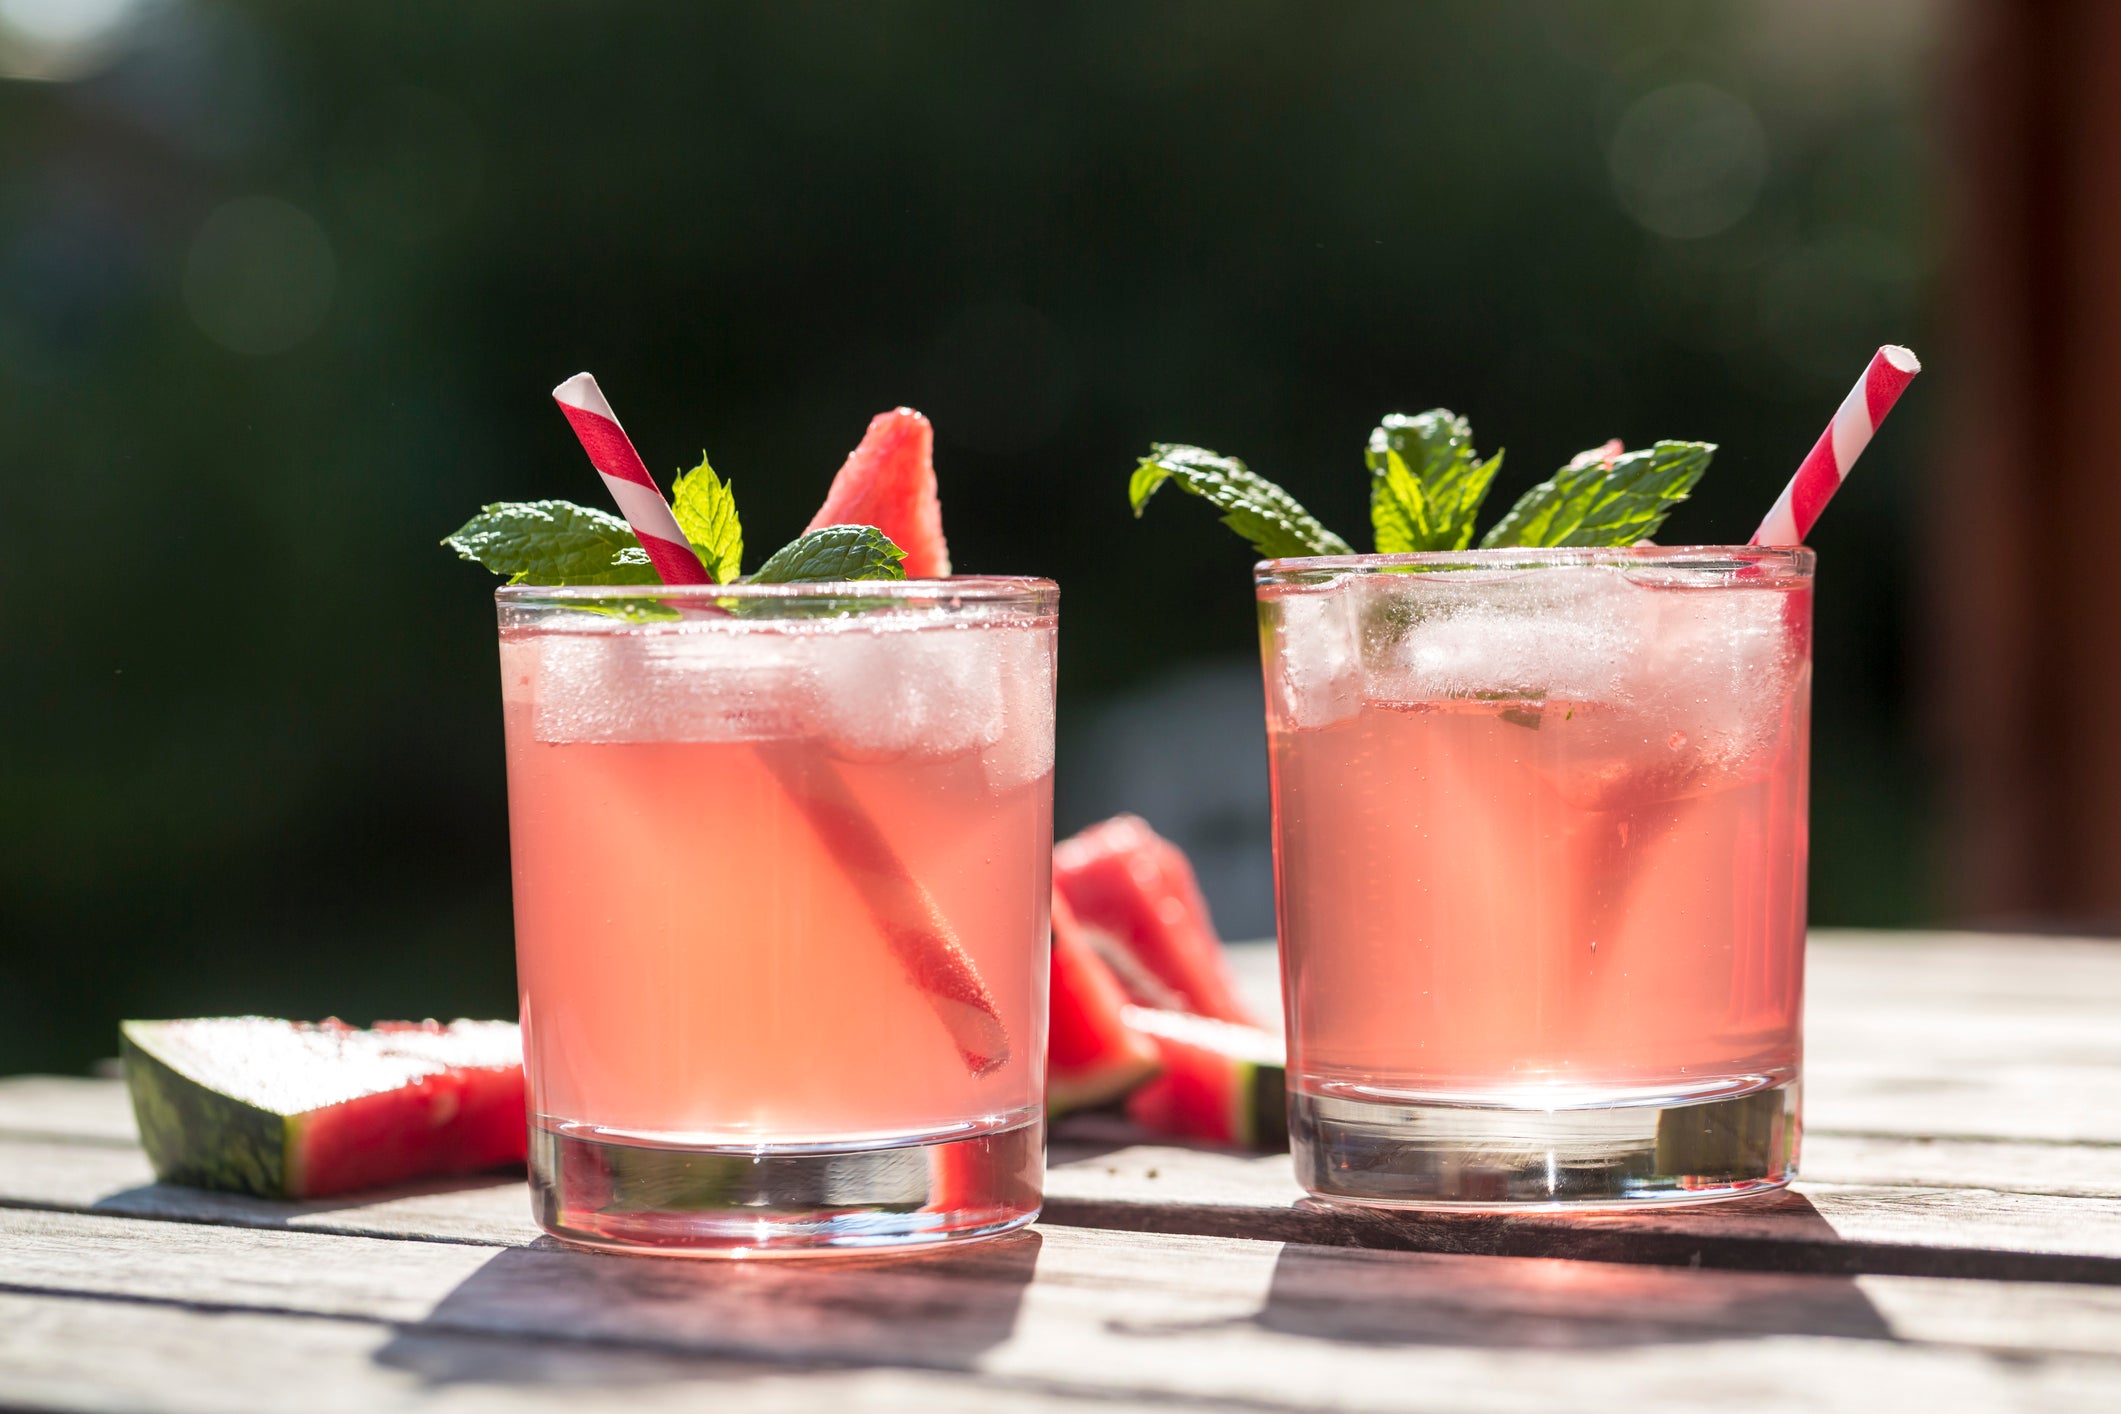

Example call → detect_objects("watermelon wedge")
1120 1006 1288 1150
1047 889 1161 1115
121 1018 526 1199
1053 814 1257 1025
807 407 952 578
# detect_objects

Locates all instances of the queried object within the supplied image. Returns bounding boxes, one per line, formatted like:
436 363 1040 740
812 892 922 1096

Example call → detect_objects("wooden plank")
4 1211 2121 1411
11 1112 2119 1220
0 1136 539 1247
1809 931 2121 1008
1807 1062 2121 1146
1799 1133 2121 1198
0 1292 1133 1414
6 1130 2121 1282
0 1075 138 1145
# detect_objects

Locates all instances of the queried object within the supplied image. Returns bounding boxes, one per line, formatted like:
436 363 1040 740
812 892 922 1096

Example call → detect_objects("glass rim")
496 574 1056 607
1254 544 1814 583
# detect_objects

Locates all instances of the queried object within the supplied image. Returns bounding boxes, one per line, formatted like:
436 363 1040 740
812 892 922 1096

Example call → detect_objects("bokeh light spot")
181 196 336 356
0 0 148 81
1607 81 1769 241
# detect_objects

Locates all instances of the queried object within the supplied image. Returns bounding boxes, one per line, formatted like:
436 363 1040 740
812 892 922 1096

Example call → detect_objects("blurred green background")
0 0 1938 1073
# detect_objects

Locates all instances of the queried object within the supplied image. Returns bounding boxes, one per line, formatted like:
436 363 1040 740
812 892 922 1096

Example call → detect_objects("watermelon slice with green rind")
121 1017 526 1200
1047 890 1161 1115
807 407 952 578
1054 814 1257 1026
1120 1005 1288 1150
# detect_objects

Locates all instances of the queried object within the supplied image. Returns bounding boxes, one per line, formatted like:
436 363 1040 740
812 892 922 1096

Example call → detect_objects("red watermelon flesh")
807 407 952 578
121 1017 526 1200
1047 889 1162 1115
1120 1006 1288 1150
1053 814 1257 1026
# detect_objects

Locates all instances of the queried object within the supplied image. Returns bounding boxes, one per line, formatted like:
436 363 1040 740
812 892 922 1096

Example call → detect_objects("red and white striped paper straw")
1750 345 1921 546
552 373 713 585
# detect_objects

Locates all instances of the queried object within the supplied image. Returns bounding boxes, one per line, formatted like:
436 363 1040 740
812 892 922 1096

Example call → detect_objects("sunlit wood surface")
5 930 2119 1411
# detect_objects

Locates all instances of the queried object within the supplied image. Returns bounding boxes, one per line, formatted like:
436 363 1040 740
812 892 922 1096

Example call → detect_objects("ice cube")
981 626 1057 792
1374 566 1642 705
1633 581 1801 779
1265 582 1362 729
1532 577 1806 808
810 621 1007 762
528 624 815 744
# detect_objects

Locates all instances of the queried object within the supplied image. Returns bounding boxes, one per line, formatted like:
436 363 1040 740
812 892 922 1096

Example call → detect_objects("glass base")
530 1114 1043 1256
1290 1076 1798 1210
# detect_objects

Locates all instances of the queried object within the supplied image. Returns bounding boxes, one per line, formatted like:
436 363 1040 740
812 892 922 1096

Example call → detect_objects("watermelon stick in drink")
446 386 1055 1256
752 739 1009 1074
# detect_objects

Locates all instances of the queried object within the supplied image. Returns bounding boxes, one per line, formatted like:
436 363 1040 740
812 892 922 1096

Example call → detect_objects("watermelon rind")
1120 1006 1289 1151
121 1020 292 1198
1047 1052 1161 1117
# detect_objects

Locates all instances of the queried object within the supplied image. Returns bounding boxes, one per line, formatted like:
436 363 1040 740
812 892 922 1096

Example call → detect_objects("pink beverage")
496 579 1057 1254
1257 548 1813 1208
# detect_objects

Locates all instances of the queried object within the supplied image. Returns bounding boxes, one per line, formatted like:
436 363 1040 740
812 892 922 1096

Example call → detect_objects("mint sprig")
750 525 907 583
442 501 661 585
1480 440 1713 549
1130 444 1354 559
448 478 907 590
1129 411 1715 556
1366 410 1504 553
670 455 742 584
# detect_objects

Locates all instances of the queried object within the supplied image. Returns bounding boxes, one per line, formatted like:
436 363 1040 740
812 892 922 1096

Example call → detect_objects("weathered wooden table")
4 931 2119 1411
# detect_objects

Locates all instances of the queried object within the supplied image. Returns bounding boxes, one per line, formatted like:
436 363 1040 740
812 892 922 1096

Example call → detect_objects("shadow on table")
87 1168 530 1239
370 1228 1043 1388
1253 1191 1892 1349
1100 1189 1894 1350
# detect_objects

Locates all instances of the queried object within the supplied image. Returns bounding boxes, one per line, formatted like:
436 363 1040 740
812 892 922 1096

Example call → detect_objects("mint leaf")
670 454 742 584
1366 410 1503 553
749 524 908 583
1479 440 1713 549
1130 444 1354 559
441 500 661 585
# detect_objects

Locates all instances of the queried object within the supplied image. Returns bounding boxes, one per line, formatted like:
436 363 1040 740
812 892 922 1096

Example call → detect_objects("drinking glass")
1257 547 1811 1207
497 578 1057 1253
